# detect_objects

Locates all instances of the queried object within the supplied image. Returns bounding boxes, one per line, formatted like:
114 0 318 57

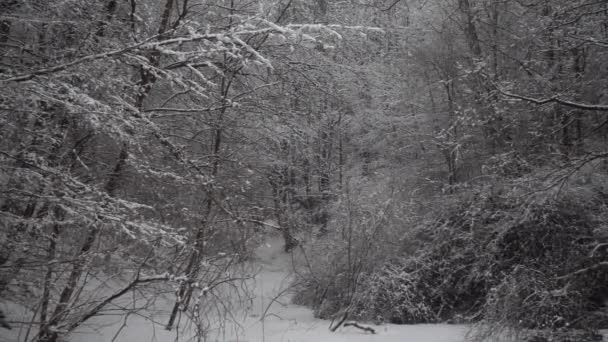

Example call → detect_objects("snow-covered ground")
206 236 468 342
4 236 467 342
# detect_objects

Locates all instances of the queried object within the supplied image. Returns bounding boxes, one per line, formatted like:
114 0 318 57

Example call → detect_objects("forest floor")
61 236 467 342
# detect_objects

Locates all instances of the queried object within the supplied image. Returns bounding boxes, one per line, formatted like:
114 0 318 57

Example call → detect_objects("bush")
294 174 608 335
291 238 361 319
483 267 588 330
351 258 435 323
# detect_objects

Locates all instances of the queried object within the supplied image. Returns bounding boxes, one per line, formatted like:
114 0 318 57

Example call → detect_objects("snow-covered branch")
497 87 608 111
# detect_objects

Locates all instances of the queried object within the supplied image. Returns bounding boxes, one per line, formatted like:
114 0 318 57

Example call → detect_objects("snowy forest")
1 0 608 341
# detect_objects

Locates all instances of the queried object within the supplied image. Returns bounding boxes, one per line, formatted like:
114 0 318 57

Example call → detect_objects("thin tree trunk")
165 200 212 330
96 0 118 38
39 223 59 326
38 225 99 342
459 0 482 57
0 0 18 49
491 0 499 80
135 0 175 109
572 47 586 154
167 30 235 327
36 145 128 342
445 82 458 186
338 128 343 190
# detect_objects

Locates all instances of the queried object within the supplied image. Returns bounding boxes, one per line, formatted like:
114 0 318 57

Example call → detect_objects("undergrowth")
293 172 608 338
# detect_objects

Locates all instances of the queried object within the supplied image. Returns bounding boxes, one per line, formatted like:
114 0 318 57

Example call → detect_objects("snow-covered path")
211 236 468 342
67 236 467 342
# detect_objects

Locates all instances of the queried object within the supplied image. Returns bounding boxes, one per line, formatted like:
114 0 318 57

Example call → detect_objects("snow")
8 236 466 342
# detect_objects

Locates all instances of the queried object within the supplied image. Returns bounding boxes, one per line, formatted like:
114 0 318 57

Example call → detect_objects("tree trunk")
167 48 234 329
491 0 500 80
135 0 175 109
459 0 482 57
36 145 128 342
96 0 118 38
0 0 18 51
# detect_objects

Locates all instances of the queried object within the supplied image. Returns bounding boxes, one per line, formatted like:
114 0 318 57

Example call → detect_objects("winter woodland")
1 1 608 341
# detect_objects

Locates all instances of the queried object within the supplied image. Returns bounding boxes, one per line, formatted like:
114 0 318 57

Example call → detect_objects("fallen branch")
344 322 376 334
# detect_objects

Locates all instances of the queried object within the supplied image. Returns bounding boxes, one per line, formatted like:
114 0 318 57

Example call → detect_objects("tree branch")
496 87 608 111
0 34 161 82
1 27 281 83
63 273 171 333
144 105 234 113
383 0 401 11
557 261 608 280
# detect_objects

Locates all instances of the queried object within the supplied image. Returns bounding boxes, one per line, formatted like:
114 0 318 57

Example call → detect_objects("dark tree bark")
458 0 482 57
135 0 175 109
96 0 118 38
0 0 18 47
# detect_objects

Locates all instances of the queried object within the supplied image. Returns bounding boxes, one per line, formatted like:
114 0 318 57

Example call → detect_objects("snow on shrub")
294 174 608 335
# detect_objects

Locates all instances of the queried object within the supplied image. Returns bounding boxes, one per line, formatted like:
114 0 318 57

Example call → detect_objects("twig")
383 0 401 11
110 311 133 342
260 284 292 321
